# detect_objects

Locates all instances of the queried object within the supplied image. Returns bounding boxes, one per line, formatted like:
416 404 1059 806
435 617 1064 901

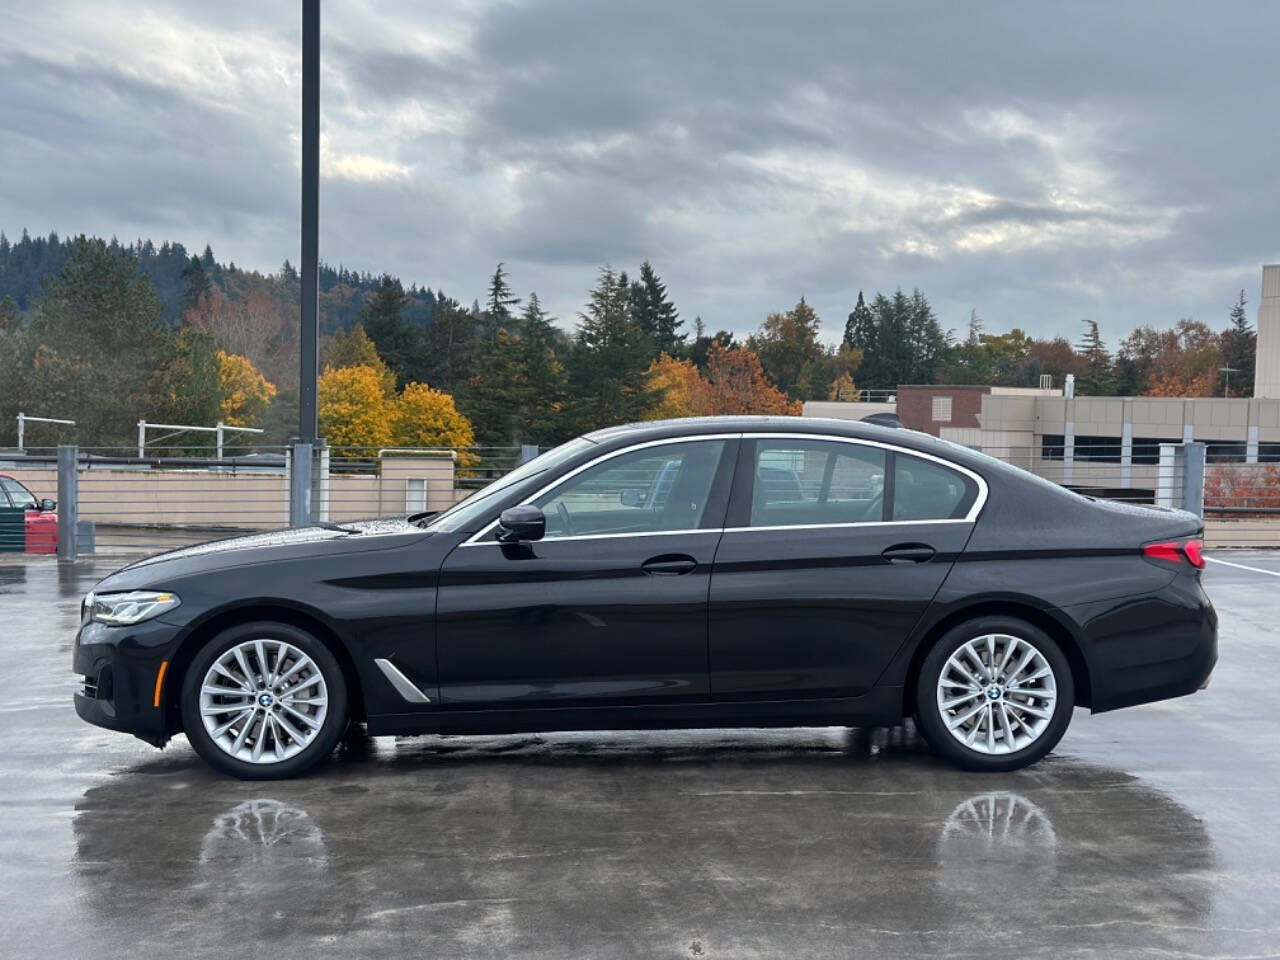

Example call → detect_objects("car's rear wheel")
915 616 1073 772
180 621 348 780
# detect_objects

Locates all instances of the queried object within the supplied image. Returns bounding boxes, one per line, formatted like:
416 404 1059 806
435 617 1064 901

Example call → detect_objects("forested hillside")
0 228 1258 454
0 230 438 330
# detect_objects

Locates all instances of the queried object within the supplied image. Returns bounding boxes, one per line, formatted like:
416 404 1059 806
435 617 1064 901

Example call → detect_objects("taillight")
1182 539 1205 568
1143 538 1205 569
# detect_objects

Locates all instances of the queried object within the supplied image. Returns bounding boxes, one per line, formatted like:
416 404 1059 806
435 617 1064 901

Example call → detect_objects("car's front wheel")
180 621 348 780
915 616 1074 772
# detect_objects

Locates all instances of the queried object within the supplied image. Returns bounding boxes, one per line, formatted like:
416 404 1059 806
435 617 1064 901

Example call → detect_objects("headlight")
89 590 181 626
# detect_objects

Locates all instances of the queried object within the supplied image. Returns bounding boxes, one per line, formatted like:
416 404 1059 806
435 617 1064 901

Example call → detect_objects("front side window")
750 439 886 527
893 454 976 521
1 478 36 510
536 440 726 538
428 436 595 533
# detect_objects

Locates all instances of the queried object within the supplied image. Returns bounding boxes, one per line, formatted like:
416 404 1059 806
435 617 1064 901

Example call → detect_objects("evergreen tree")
567 266 656 432
1222 289 1255 397
359 274 416 382
457 292 572 447
180 255 211 315
843 290 874 351
858 291 910 388
905 288 951 383
1076 319 1116 395
0 296 19 445
18 236 167 445
945 309 992 385
419 292 477 394
629 260 682 357
152 327 223 440
851 287 952 389
483 262 520 337
458 330 530 446
517 293 570 444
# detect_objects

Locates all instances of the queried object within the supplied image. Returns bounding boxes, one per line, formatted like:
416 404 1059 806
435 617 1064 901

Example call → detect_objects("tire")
915 616 1074 772
181 621 349 780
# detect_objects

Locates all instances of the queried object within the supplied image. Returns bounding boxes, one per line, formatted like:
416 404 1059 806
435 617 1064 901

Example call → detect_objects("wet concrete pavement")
1 554 1278 959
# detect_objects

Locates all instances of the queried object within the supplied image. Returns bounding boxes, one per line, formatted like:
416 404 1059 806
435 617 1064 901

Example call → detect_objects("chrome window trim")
458 430 988 546
722 518 974 535
461 434 741 546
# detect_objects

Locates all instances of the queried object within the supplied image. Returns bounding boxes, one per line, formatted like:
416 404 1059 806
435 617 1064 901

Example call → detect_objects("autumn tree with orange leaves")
645 342 800 420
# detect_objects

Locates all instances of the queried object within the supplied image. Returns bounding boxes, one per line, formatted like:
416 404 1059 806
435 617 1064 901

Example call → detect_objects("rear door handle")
881 543 936 565
642 554 698 576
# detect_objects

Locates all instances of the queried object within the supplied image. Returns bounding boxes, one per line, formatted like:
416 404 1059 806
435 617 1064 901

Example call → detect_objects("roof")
585 415 907 445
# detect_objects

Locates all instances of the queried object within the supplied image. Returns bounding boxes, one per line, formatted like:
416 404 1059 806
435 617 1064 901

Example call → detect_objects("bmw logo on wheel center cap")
258 693 273 707
986 686 1002 700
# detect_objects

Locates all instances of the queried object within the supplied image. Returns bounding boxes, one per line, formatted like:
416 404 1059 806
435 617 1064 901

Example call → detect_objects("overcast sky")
1 0 1276 345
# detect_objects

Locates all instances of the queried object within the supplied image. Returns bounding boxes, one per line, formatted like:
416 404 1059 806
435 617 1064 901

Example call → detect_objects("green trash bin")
0 507 24 553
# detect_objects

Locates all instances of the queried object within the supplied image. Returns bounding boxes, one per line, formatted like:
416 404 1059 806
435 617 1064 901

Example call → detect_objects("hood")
125 517 421 568
99 517 429 589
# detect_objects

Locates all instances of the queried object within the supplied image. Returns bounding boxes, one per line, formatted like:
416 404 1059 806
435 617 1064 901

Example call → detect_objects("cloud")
323 150 410 184
0 0 1277 349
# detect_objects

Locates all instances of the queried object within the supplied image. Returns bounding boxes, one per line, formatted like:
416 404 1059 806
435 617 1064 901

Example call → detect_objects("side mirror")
40 499 56 512
496 505 545 543
619 489 647 508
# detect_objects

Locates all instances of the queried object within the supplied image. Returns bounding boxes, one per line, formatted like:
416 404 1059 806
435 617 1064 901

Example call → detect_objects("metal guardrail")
13 432 1280 556
961 442 1199 510
0 443 537 560
848 389 898 403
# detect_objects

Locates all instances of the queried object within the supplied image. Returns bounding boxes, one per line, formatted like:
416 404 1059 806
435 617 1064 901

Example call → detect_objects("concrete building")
892 384 1061 437
805 264 1280 500
800 385 1058 436
1255 264 1280 397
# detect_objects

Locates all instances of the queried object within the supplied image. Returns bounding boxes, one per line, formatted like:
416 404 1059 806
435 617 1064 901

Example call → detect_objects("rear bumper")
73 617 183 745
1069 575 1217 713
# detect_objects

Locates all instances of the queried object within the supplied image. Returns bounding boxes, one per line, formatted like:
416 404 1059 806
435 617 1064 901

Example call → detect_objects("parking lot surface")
1 553 1278 959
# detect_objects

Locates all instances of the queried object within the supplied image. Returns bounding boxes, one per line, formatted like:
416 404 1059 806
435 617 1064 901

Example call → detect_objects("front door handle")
642 554 698 576
881 543 936 565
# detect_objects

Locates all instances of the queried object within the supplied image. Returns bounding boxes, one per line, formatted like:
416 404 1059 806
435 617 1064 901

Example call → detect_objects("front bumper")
73 617 185 746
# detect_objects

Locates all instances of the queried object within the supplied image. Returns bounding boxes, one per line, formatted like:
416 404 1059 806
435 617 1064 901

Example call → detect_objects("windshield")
424 436 596 533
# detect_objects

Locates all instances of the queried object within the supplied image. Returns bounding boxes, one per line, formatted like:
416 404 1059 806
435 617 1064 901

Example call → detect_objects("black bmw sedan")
74 416 1217 779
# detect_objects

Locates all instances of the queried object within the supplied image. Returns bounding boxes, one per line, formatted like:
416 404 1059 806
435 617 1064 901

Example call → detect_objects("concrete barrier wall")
8 456 1279 547
4 454 461 532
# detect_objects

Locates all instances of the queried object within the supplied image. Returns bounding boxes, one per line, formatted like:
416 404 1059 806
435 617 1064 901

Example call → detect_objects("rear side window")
892 454 976 521
750 439 887 527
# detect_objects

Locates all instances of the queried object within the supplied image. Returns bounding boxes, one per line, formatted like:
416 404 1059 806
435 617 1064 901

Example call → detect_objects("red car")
0 473 58 554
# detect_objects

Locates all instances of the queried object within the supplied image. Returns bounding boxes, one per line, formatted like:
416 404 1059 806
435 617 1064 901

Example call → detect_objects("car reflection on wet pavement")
3 555 1278 959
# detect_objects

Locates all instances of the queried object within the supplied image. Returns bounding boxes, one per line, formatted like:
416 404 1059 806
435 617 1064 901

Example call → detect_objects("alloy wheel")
936 633 1058 756
198 639 329 765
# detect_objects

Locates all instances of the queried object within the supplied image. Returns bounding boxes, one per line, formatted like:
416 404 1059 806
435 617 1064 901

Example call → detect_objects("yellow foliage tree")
644 354 707 420
217 351 277 426
827 371 859 401
392 382 477 460
318 365 392 451
323 323 397 397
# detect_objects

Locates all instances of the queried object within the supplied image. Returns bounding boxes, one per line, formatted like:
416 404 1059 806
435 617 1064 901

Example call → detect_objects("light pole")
1220 365 1238 398
299 0 320 443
